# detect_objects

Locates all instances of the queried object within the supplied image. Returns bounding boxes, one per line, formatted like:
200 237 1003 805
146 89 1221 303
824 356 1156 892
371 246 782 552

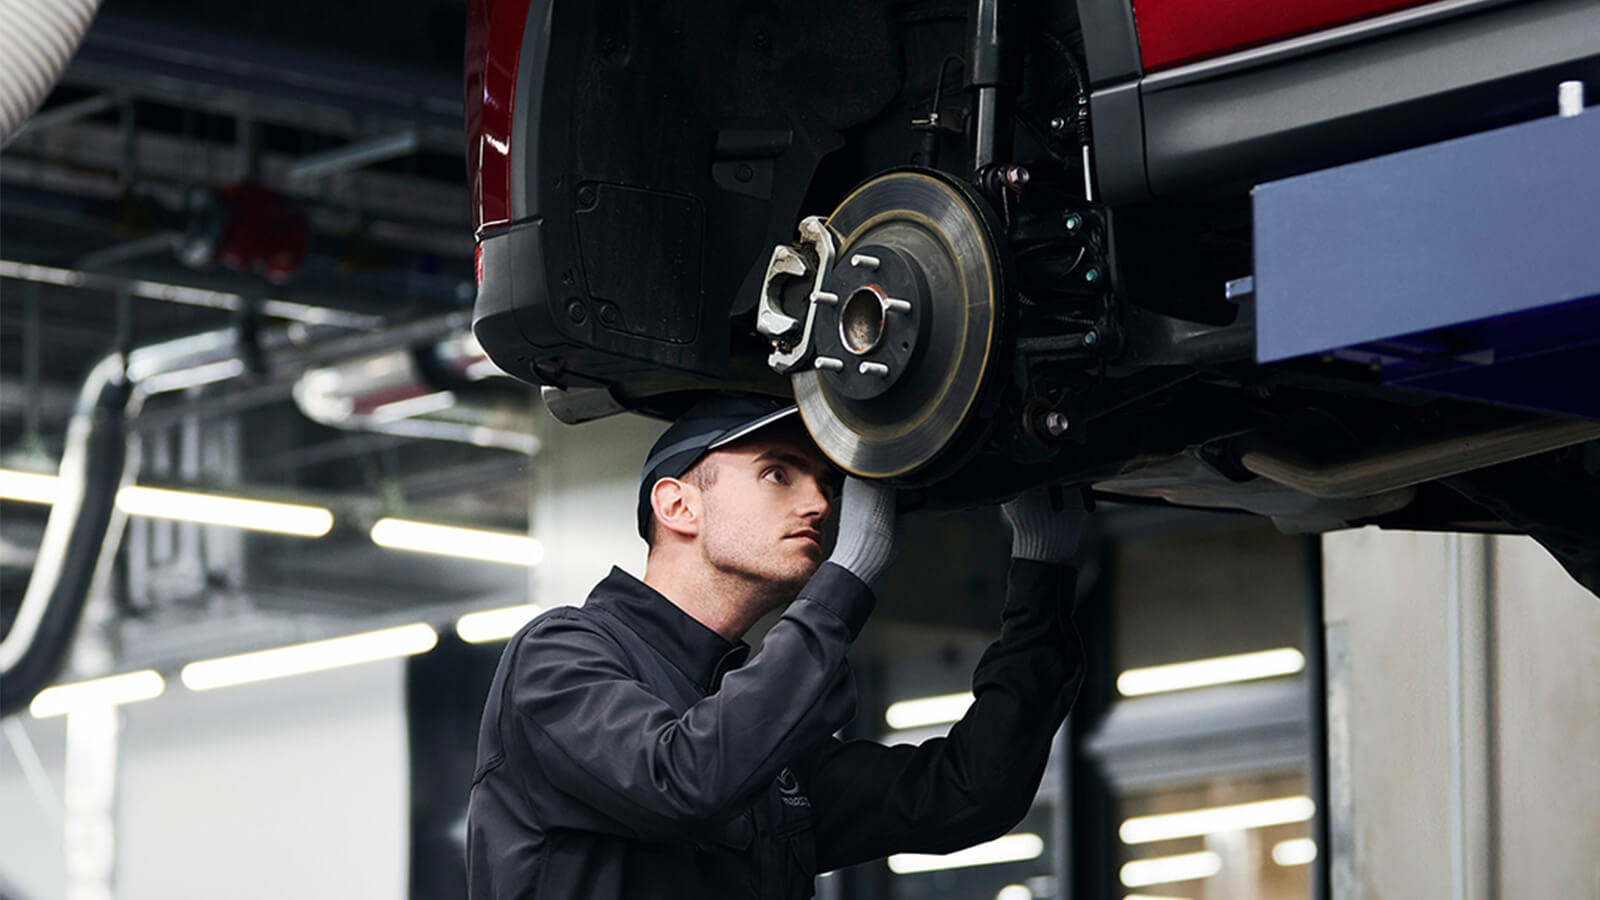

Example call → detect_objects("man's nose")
801 478 831 520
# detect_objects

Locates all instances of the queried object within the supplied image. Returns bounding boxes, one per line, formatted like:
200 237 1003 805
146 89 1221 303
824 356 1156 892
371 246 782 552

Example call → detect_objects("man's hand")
1001 484 1088 564
826 477 897 585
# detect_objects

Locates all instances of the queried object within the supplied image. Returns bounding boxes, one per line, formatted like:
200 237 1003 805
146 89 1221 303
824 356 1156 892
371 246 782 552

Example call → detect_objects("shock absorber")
967 0 1023 173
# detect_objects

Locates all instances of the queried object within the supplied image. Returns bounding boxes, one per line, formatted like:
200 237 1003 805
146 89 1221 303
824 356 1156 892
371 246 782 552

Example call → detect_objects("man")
467 393 1087 899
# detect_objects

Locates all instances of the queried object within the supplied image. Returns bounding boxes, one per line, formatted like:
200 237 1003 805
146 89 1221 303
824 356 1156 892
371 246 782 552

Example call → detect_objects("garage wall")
1322 529 1600 900
0 659 408 900
0 716 67 900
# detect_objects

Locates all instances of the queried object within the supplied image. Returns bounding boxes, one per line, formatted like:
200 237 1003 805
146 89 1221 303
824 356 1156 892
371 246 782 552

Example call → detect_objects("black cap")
637 394 801 538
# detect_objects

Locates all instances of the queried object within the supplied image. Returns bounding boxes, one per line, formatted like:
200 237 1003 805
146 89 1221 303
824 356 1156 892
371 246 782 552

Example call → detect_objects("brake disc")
768 169 1007 480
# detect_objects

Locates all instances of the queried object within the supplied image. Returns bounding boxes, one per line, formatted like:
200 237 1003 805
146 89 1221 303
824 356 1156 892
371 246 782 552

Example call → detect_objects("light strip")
368 389 457 423
117 486 333 537
0 469 61 504
888 833 1043 875
181 623 438 690
30 671 165 718
1272 838 1317 867
1120 796 1315 844
0 260 87 287
1119 851 1222 888
2 469 335 537
370 518 543 567
456 604 543 643
1 259 385 330
996 886 1033 900
1126 895 1193 900
885 691 974 730
1116 647 1305 697
137 358 247 394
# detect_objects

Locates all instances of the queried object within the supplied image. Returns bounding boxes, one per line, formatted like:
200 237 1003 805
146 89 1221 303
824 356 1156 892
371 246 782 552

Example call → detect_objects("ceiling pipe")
0 312 465 718
292 331 537 455
0 0 104 148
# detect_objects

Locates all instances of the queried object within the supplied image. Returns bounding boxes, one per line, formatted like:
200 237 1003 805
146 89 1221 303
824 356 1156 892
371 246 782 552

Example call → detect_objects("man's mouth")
788 530 822 548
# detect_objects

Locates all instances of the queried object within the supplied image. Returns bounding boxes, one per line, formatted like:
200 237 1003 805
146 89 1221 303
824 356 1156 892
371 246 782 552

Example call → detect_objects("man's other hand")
1001 484 1088 564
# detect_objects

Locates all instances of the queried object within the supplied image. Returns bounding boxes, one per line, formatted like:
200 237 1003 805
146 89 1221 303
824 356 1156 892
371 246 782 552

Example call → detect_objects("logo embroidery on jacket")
776 768 810 807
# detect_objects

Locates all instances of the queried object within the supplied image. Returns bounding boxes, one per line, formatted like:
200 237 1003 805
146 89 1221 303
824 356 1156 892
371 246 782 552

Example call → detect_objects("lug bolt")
859 361 890 377
815 356 844 371
883 298 912 314
851 254 881 270
812 290 839 305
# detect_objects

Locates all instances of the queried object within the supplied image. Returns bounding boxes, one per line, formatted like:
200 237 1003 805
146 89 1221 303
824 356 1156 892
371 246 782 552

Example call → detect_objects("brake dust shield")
788 169 1006 481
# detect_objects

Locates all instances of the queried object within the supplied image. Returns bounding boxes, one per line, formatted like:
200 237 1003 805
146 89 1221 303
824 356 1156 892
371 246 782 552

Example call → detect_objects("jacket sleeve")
504 562 873 842
801 559 1084 871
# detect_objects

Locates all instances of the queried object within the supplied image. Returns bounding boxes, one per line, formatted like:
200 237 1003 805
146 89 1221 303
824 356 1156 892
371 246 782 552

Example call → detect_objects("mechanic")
466 393 1088 899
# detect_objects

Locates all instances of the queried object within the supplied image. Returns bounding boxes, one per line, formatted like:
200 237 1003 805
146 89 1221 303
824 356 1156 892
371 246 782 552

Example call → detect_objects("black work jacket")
466 559 1082 900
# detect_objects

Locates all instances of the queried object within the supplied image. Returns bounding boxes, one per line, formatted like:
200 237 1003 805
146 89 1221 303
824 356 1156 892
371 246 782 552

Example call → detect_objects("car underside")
465 0 1600 595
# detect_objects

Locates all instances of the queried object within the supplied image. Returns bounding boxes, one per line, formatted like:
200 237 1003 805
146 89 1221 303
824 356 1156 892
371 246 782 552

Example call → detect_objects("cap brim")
706 405 800 449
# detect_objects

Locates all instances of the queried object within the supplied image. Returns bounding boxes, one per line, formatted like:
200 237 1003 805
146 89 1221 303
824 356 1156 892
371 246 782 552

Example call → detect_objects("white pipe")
0 0 104 148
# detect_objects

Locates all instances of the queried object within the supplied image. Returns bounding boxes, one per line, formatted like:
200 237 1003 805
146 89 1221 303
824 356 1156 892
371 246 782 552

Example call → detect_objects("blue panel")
1254 108 1600 364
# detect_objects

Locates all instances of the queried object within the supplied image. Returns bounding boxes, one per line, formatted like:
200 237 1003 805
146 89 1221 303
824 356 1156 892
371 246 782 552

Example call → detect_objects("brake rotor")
791 169 1007 481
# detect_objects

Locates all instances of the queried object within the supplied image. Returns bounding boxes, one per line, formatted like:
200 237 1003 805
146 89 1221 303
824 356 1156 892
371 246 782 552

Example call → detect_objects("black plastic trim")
1133 0 1600 201
1073 0 1142 86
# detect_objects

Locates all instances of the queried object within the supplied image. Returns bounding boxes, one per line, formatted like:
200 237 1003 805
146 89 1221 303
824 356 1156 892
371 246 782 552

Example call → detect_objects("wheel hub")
756 169 1007 480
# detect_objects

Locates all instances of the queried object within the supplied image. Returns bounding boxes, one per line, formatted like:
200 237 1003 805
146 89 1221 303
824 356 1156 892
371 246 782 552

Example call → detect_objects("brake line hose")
0 0 103 148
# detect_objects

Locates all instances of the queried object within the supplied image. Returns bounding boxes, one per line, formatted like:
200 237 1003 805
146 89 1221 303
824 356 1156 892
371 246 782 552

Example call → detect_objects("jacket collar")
586 567 751 694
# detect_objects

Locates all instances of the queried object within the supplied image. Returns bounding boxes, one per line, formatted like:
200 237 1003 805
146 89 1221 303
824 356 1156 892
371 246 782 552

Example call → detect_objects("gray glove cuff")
827 477 896 585
1002 485 1086 564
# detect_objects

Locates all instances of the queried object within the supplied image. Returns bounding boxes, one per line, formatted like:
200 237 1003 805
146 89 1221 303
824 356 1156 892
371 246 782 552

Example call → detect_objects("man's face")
696 430 838 593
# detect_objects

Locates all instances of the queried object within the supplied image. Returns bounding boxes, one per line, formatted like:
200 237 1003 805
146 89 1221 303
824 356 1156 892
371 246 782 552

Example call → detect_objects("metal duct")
0 313 466 718
292 331 537 455
1239 415 1600 500
0 0 103 147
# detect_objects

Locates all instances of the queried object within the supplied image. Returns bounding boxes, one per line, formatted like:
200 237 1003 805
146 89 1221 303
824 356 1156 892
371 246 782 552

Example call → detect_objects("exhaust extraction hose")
0 0 103 148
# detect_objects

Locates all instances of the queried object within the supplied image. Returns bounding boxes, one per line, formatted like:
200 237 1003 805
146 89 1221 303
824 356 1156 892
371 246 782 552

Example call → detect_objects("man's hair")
644 454 720 549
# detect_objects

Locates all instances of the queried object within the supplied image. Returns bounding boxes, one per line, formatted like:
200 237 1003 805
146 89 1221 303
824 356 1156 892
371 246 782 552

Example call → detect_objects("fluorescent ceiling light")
0 468 61 505
181 623 438 690
1125 895 1192 900
1272 838 1317 867
30 671 165 717
885 691 974 730
370 518 543 567
457 604 543 643
1116 647 1305 697
368 390 457 424
2 470 335 537
889 833 1043 875
137 358 246 394
1119 851 1222 888
995 886 1033 900
0 259 87 287
117 486 333 537
0 259 383 330
1120 796 1316 844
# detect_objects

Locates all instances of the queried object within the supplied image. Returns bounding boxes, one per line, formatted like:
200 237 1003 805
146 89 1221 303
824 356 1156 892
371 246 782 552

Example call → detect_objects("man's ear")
650 477 700 540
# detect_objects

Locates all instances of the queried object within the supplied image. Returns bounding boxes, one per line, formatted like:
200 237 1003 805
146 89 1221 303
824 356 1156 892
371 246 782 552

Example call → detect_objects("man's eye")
764 466 788 484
